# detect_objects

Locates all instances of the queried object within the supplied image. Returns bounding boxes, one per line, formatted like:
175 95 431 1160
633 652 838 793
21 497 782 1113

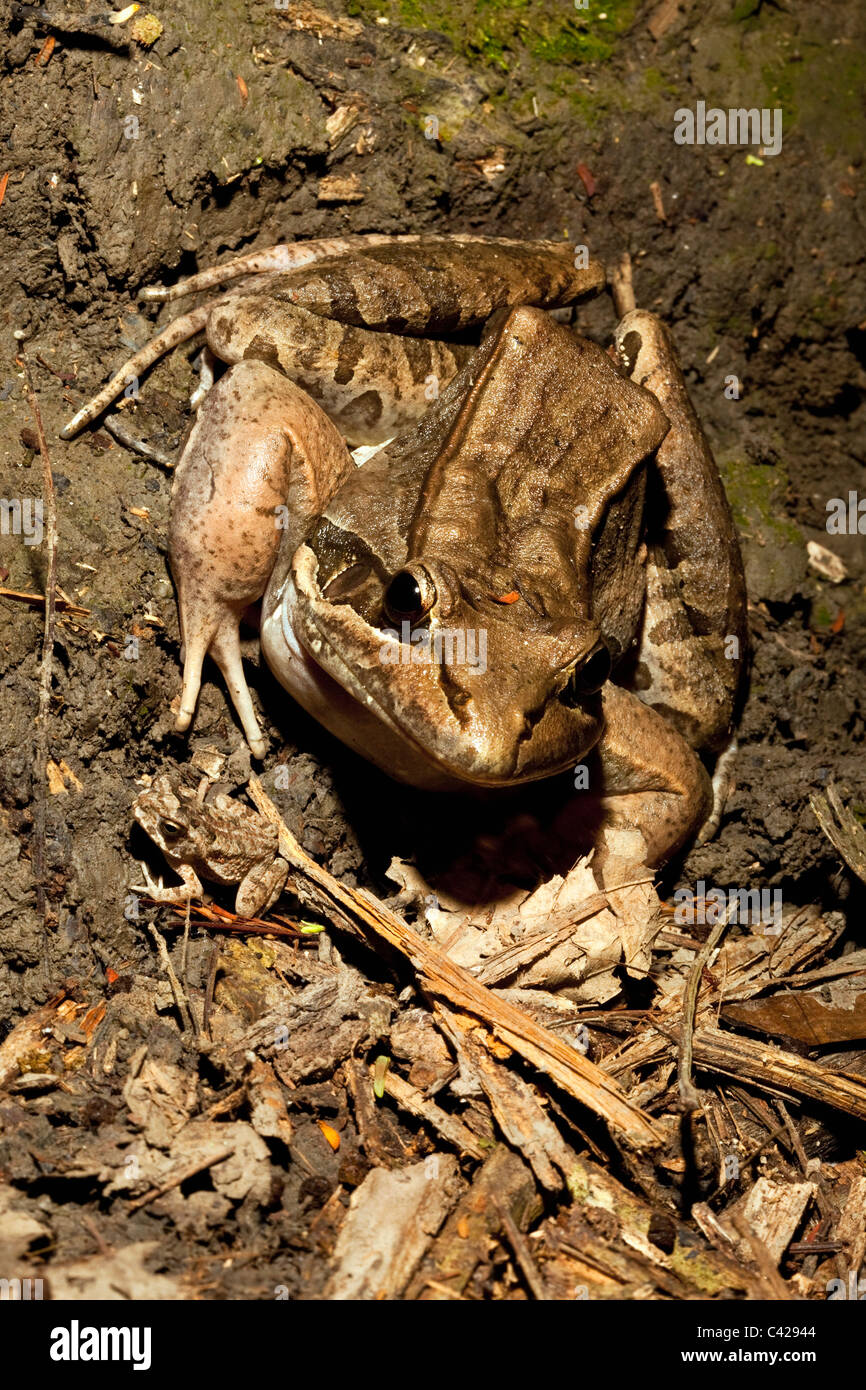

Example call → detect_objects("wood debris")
316 173 364 204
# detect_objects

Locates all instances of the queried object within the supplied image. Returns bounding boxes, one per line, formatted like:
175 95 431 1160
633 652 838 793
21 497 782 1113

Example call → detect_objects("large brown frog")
62 236 747 870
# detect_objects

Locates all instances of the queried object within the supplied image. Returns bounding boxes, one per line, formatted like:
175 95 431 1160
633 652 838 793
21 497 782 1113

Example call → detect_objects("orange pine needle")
318 1121 340 1151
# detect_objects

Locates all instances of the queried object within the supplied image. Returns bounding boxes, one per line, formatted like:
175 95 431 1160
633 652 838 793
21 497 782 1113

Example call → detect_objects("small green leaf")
298 921 325 935
745 154 764 167
372 1054 390 1099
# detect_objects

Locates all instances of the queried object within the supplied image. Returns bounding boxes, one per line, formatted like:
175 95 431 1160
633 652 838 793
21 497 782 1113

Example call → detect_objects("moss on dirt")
720 456 802 548
347 0 637 72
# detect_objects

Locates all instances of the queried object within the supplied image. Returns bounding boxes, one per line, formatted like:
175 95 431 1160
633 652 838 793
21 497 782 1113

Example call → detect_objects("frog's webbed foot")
132 862 204 905
176 606 268 761
696 737 739 845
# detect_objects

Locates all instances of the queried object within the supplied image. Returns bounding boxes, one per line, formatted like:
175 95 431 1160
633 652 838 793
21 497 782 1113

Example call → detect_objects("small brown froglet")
132 772 289 918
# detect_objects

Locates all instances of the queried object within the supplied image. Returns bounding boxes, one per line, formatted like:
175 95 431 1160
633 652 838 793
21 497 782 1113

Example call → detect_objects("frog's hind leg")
139 234 417 303
204 239 605 447
169 360 354 759
614 311 748 757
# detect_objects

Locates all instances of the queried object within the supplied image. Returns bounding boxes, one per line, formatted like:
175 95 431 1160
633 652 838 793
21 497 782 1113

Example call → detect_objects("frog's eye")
159 818 184 838
560 643 611 706
384 567 436 626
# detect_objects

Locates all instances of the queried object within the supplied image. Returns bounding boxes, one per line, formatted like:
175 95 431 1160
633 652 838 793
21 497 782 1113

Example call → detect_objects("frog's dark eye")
384 567 436 626
560 644 611 706
159 818 184 838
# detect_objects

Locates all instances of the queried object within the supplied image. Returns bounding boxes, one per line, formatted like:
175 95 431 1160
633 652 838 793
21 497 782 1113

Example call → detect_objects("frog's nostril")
559 643 611 705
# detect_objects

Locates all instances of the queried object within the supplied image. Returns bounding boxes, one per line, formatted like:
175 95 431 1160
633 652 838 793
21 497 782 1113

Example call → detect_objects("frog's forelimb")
697 737 739 844
170 359 354 760
59 271 280 440
60 304 210 440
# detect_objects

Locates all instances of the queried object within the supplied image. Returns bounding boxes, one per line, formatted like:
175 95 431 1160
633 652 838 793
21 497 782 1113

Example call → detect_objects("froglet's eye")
384 567 436 625
159 818 184 838
559 643 612 706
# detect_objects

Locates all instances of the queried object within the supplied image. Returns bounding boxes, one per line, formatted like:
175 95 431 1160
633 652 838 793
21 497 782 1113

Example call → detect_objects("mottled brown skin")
614 311 748 752
132 773 289 917
99 236 745 873
170 362 355 757
171 237 606 761
263 304 733 869
205 238 604 446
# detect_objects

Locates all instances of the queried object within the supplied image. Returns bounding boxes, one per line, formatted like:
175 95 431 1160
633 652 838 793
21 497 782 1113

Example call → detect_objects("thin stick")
497 1201 549 1300
145 920 197 1037
202 940 221 1040
609 251 636 318
21 357 58 952
678 903 735 1110
0 586 89 617
128 1146 236 1211
247 777 661 1148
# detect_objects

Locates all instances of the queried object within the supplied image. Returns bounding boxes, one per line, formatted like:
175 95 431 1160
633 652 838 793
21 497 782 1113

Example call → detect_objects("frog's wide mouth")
262 542 604 789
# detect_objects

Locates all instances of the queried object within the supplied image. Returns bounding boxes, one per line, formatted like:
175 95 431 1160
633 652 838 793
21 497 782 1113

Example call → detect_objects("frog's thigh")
170 362 352 758
207 296 470 446
595 682 711 869
616 311 747 753
235 857 289 918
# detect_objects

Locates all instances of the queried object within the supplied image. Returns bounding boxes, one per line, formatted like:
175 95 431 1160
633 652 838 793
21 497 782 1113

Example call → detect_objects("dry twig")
247 777 661 1148
678 903 735 1109
810 782 866 885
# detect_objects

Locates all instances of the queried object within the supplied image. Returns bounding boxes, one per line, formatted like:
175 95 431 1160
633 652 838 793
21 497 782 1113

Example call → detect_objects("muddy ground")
0 0 864 1300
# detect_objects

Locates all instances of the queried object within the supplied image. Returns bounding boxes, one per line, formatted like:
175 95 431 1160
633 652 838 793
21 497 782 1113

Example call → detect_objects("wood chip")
647 0 683 41
649 179 667 222
324 1157 463 1300
316 174 364 204
406 1147 539 1300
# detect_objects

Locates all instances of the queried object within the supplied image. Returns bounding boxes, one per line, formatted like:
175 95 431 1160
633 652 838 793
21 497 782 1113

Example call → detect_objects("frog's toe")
209 623 268 759
175 607 267 757
697 737 739 844
189 345 216 410
176 632 208 734
132 865 163 896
